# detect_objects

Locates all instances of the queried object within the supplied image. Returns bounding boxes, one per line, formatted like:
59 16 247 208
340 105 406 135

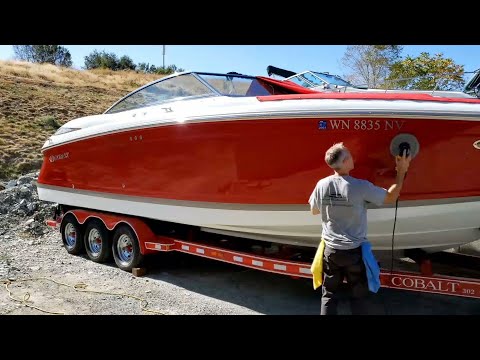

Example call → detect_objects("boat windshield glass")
106 73 214 114
287 72 323 88
312 71 353 87
105 72 272 114
199 74 271 96
287 71 353 88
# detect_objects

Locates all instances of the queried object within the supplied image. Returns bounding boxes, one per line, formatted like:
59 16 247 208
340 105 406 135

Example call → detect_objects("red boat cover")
255 76 319 95
255 76 480 104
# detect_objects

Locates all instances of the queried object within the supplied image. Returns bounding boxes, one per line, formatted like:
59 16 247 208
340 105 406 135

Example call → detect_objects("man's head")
324 142 354 173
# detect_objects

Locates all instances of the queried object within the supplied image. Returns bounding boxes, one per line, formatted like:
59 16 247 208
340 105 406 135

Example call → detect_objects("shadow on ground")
137 252 480 315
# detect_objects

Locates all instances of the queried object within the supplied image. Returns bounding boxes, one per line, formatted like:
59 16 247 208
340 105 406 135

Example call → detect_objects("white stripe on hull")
37 186 480 251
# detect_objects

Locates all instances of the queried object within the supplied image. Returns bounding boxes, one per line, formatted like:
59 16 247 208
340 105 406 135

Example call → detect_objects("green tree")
341 45 403 88
155 64 185 75
137 62 157 73
84 50 120 70
137 63 184 75
118 55 136 71
12 45 72 67
387 52 465 91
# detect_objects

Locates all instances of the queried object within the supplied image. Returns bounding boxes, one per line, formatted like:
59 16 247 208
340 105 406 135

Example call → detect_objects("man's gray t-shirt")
308 175 387 250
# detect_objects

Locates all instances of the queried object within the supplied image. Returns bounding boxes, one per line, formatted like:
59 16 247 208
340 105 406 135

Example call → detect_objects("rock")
12 207 25 217
18 176 34 186
0 175 55 238
2 194 15 205
27 203 37 213
0 183 5 191
6 180 17 189
19 186 32 199
31 224 47 236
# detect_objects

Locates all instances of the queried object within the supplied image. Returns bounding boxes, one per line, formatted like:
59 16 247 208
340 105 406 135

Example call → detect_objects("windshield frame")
284 71 322 88
312 71 354 87
103 71 264 114
285 70 355 89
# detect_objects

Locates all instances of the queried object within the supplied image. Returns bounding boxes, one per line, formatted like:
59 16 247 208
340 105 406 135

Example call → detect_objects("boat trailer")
47 208 480 300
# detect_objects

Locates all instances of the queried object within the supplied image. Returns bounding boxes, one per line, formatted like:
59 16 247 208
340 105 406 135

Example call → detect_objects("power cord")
385 169 407 315
1 277 166 315
390 198 399 274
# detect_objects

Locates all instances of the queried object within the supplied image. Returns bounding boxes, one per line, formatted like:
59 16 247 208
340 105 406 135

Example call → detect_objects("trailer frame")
47 207 480 300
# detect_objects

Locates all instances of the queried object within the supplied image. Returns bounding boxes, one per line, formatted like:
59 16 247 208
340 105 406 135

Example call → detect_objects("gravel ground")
1 174 479 315
0 225 263 315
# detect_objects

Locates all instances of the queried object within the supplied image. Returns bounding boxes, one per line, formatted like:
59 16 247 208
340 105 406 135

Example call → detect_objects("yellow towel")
310 239 325 290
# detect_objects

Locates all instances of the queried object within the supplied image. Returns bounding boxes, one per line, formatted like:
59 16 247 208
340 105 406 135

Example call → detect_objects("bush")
38 116 61 130
0 162 13 180
16 159 43 174
84 50 136 71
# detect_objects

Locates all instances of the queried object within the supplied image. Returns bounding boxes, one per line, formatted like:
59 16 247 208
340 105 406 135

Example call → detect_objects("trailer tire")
112 225 143 272
60 214 85 255
84 219 111 263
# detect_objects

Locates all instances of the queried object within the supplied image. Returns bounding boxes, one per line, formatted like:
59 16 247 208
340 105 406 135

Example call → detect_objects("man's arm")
383 170 407 204
383 154 411 204
309 182 321 215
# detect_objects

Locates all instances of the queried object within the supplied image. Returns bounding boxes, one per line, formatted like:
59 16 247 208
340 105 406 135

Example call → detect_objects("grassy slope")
0 60 161 180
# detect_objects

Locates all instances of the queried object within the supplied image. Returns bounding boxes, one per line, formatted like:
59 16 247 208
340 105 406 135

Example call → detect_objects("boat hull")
37 184 480 251
37 115 480 251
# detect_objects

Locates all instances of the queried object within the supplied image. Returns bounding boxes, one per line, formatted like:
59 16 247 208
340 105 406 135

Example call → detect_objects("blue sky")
0 45 479 81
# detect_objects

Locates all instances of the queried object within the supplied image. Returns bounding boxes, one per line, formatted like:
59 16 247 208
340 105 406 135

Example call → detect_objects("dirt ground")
0 224 260 315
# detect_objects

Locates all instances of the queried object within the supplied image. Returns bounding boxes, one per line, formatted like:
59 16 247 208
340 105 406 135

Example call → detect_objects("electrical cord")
390 198 399 274
1 277 166 315
385 169 407 315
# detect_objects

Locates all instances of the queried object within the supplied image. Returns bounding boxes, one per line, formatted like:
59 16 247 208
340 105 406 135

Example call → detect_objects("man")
308 142 411 315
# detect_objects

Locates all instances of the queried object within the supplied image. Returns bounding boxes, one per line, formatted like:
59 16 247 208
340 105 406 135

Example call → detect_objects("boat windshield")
312 71 353 87
105 72 272 114
286 71 353 88
199 73 271 96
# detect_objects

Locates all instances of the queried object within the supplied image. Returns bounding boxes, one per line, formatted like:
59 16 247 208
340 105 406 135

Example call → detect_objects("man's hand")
395 153 411 174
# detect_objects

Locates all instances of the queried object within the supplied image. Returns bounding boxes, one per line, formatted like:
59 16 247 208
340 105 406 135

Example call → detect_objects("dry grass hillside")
0 60 162 180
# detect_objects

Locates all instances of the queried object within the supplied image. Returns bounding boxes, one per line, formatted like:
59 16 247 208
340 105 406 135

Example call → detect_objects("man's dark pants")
321 245 370 315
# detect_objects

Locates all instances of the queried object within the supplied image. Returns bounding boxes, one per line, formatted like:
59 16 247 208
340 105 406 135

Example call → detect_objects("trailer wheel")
84 219 111 263
112 225 143 272
60 214 85 255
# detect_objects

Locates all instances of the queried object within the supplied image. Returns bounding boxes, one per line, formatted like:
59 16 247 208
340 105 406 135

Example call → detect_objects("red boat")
36 71 480 252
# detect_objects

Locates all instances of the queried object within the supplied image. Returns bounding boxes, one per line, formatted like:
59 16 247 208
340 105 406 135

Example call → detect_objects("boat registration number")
318 119 405 131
